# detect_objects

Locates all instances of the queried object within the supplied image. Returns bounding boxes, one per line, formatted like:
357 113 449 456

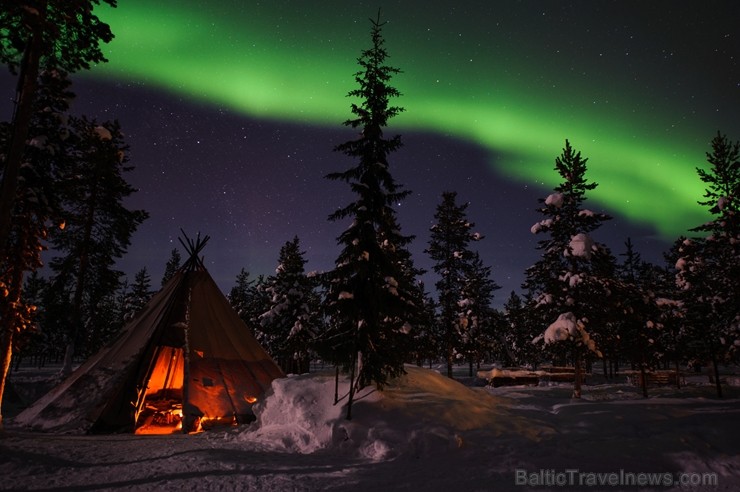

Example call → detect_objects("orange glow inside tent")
134 346 186 434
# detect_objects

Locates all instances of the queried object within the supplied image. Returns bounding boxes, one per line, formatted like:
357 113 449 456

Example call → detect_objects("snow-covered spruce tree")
425 191 483 377
161 248 181 286
675 132 740 397
457 251 500 376
656 239 690 377
0 1 115 261
321 13 419 420
502 291 541 368
609 238 664 395
525 140 612 398
48 117 147 374
230 271 272 348
229 268 255 321
637 256 684 385
259 236 320 374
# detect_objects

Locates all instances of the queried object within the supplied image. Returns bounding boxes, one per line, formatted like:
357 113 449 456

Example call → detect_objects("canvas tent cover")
13 267 284 434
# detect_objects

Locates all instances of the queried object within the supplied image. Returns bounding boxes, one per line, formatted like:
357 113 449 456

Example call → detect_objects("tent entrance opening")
135 346 185 434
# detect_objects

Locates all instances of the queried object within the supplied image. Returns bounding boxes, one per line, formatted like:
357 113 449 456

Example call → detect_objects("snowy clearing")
2 365 739 491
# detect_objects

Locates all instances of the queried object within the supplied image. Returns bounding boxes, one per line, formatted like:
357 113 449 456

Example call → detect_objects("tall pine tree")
321 13 418 419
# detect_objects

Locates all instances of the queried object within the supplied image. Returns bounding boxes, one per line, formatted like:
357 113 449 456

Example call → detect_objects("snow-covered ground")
2 365 739 491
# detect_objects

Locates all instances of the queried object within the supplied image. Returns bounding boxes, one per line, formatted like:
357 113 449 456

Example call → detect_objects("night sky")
2 1 739 303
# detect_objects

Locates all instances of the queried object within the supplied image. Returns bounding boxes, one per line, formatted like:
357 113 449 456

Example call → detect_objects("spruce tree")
85 286 124 354
409 283 439 368
230 270 272 347
48 117 147 374
259 236 320 374
612 238 661 395
14 271 47 363
425 191 482 377
676 132 740 397
654 242 689 384
321 13 418 419
161 248 181 286
123 268 152 321
640 257 683 383
229 268 256 321
457 251 500 376
524 140 611 398
502 291 540 367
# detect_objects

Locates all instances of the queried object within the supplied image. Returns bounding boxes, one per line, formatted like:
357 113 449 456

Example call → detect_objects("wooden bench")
477 368 541 387
539 366 584 383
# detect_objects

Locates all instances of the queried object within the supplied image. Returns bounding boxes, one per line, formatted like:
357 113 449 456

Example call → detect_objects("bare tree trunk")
674 360 681 390
710 353 723 398
639 361 649 398
572 351 582 399
345 352 357 420
334 365 339 405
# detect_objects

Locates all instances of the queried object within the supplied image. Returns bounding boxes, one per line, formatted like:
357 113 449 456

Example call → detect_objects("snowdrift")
237 365 554 460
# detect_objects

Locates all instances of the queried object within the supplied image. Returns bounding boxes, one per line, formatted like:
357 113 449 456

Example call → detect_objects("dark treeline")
1 7 738 427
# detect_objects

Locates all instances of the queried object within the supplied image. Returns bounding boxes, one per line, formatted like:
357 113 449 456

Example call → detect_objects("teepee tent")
13 233 284 434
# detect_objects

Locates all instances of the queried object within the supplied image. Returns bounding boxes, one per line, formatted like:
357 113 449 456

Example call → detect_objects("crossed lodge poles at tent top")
13 234 285 434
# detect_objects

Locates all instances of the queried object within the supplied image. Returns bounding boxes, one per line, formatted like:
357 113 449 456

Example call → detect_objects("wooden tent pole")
181 288 193 433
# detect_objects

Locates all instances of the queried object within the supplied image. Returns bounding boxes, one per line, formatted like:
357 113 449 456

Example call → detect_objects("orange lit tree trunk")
0 263 26 431
0 324 15 432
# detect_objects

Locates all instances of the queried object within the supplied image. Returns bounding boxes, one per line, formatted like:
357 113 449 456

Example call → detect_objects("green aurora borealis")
90 1 738 239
